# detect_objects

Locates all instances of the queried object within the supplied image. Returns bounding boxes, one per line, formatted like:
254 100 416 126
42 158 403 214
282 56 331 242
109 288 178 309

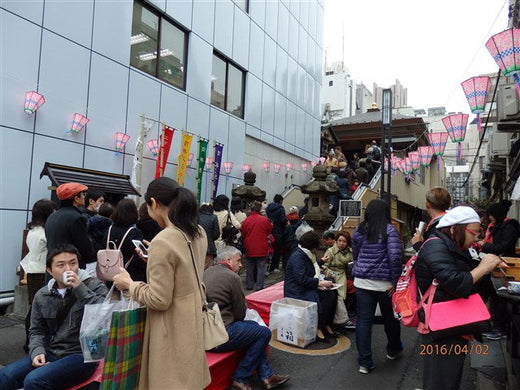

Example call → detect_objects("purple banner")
212 143 223 201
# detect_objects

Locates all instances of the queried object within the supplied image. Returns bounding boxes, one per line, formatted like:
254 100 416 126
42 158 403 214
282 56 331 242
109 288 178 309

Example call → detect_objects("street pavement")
0 270 508 390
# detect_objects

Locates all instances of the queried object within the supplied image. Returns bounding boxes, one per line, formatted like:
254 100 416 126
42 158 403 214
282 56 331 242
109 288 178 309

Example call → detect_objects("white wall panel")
295 106 305 146
285 100 296 146
227 116 246 168
261 83 275 135
298 26 307 67
248 22 264 79
209 106 229 144
186 34 212 103
1 0 44 25
274 92 286 141
187 96 210 139
249 0 265 29
232 6 250 69
263 35 276 87
1 128 32 209
307 36 315 77
277 4 289 51
275 46 288 96
289 0 300 19
192 0 215 44
287 56 298 103
83 145 125 176
92 1 132 65
288 14 298 60
214 0 233 58
245 73 262 128
86 54 129 149
166 0 193 30
264 0 278 40
1 11 42 131
44 0 93 48
299 0 309 33
316 3 324 47
37 31 90 141
308 0 317 40
160 84 189 131
246 123 261 139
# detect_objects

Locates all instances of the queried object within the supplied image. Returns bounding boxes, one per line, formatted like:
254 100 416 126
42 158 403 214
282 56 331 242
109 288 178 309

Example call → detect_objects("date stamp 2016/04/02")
419 343 489 356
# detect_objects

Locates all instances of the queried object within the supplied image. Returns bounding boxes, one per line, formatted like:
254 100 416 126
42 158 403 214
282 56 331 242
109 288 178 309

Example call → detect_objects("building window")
211 53 245 118
329 80 333 87
130 1 188 90
233 0 249 12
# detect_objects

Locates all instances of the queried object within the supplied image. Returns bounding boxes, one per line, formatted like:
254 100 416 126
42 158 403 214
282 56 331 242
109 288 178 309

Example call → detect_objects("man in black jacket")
45 182 95 269
266 194 288 272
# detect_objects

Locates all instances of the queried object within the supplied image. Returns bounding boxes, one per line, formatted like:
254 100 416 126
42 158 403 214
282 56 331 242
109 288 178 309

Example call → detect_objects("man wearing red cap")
45 183 95 269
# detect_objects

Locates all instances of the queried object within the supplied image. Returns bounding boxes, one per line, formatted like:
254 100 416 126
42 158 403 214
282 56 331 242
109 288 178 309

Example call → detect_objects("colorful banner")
195 138 208 205
155 126 175 179
212 143 224 201
176 132 193 186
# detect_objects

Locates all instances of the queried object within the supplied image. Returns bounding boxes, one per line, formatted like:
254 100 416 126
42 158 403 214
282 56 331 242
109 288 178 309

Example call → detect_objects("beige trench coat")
129 226 210 389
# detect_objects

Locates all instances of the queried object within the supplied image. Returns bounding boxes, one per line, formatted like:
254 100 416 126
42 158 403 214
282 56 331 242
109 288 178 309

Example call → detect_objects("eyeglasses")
465 227 480 236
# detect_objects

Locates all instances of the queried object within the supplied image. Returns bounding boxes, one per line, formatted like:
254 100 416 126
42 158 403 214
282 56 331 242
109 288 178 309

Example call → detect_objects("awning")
40 162 140 196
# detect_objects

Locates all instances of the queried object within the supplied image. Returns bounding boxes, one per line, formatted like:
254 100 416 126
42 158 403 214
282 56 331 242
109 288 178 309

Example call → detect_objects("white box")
269 298 318 348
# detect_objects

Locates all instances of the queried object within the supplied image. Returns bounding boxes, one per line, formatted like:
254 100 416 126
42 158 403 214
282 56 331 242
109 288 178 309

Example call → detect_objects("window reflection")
211 56 226 110
227 64 243 118
210 53 245 118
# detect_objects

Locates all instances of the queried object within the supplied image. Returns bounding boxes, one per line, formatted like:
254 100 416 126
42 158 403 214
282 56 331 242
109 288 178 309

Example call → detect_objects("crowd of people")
2 173 519 390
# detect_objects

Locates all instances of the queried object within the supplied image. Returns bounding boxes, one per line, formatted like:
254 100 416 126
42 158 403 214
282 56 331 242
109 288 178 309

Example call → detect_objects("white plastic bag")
269 298 318 348
79 286 127 362
244 308 267 327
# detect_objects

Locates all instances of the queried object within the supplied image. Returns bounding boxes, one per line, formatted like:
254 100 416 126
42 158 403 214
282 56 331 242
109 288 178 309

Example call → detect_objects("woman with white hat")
415 206 504 390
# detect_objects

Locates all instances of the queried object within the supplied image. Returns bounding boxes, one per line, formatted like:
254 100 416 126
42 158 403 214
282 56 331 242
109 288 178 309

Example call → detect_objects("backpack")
96 225 134 282
392 237 439 328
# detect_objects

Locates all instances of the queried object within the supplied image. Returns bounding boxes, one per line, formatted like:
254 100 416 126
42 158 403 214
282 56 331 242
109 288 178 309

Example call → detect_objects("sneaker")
358 364 375 374
386 350 403 360
482 330 507 340
344 319 357 329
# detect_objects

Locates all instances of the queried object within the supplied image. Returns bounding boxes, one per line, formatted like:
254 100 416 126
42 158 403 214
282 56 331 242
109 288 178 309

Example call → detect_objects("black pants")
318 289 337 330
422 333 467 390
269 233 284 271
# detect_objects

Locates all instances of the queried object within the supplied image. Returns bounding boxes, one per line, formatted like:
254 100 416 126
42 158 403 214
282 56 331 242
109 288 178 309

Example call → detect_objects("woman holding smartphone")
113 177 210 389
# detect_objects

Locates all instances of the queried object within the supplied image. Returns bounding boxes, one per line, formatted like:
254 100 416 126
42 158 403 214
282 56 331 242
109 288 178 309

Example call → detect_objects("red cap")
56 182 88 200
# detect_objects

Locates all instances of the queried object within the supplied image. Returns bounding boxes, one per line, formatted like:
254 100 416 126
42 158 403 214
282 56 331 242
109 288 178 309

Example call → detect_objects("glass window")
211 53 245 118
234 0 249 12
130 2 187 90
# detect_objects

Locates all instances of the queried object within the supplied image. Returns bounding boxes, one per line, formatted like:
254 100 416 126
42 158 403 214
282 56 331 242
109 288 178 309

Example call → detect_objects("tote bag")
101 305 147 390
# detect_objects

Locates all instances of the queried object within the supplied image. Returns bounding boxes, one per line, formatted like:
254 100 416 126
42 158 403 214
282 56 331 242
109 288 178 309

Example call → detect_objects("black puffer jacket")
481 219 520 257
415 231 479 303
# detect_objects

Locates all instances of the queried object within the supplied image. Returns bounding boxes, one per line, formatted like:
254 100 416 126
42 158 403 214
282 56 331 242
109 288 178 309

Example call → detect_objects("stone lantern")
231 169 266 213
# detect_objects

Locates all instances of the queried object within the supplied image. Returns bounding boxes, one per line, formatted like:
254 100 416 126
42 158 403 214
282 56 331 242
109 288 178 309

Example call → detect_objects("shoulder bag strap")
106 225 113 249
118 227 135 250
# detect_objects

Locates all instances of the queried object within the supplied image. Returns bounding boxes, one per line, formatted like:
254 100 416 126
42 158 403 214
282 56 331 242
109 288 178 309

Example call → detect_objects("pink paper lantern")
461 76 490 114
319 157 326 165
274 163 282 174
486 29 520 78
242 164 251 172
70 113 89 134
427 132 449 156
285 163 294 172
205 157 214 169
187 152 194 165
408 151 420 172
24 91 45 115
417 146 434 167
223 161 233 174
301 162 309 172
442 113 468 161
146 139 159 157
263 162 270 172
114 132 130 154
310 161 317 167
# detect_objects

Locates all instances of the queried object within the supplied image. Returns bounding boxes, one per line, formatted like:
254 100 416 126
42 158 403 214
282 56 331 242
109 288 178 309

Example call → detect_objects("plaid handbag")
100 306 147 390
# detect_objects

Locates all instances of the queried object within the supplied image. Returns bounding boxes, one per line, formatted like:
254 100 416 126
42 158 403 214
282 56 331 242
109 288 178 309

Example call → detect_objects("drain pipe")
0 293 15 307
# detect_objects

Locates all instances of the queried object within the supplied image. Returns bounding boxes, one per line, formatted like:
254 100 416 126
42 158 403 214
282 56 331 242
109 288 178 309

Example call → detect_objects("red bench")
245 281 284 326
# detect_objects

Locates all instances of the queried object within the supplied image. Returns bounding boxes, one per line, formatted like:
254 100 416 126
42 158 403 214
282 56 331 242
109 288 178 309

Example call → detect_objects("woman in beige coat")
114 177 210 389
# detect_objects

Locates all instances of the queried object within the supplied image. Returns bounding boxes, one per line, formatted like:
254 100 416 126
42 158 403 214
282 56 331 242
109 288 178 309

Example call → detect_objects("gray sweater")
203 264 246 328
29 269 108 360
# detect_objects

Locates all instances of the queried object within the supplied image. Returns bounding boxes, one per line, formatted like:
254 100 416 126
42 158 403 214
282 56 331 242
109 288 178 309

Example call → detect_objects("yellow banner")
176 132 193 186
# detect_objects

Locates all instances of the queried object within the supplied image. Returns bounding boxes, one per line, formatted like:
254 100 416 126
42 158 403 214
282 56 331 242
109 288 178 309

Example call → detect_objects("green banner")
196 138 208 205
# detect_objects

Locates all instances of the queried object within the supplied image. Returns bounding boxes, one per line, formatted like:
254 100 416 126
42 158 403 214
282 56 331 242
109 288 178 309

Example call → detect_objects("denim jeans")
0 353 98 390
355 287 402 367
214 320 273 383
246 257 266 290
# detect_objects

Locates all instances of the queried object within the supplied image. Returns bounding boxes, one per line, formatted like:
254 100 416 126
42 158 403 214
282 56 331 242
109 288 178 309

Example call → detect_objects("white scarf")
299 245 320 278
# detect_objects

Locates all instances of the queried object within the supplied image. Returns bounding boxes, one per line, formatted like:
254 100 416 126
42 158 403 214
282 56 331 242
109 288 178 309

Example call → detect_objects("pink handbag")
418 279 491 339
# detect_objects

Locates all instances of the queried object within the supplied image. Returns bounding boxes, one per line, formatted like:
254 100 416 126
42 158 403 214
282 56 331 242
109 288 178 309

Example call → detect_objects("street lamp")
381 89 392 206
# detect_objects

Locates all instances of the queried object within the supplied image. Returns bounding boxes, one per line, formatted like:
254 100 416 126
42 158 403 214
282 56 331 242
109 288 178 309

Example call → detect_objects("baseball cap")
56 182 88 200
437 206 480 229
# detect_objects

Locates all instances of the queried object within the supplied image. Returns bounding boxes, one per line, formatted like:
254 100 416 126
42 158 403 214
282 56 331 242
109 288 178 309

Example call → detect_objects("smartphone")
132 240 149 258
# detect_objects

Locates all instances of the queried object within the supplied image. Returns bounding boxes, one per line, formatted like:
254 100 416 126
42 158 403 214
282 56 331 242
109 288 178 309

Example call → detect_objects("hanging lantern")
285 162 293 172
274 163 281 174
205 157 213 169
223 161 233 176
24 91 45 115
70 113 89 134
486 29 520 91
461 76 491 131
319 157 326 165
114 132 130 155
146 139 159 157
301 162 309 172
242 164 251 172
263 162 270 173
408 151 420 172
187 152 194 166
417 146 434 167
442 113 468 162
310 161 317 167
428 132 449 171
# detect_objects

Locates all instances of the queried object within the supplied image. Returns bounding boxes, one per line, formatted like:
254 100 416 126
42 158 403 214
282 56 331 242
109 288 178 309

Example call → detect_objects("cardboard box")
269 298 318 348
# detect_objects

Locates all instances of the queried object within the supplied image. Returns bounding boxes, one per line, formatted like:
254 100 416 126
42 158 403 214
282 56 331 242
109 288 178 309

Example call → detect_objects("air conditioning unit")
490 131 511 156
497 82 520 131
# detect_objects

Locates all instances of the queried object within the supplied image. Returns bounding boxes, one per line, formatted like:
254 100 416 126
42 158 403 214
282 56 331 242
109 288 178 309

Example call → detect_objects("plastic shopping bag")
245 308 267 327
79 286 127 362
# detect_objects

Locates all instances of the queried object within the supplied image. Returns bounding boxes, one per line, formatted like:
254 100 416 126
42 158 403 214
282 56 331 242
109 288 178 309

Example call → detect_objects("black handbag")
221 211 239 245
